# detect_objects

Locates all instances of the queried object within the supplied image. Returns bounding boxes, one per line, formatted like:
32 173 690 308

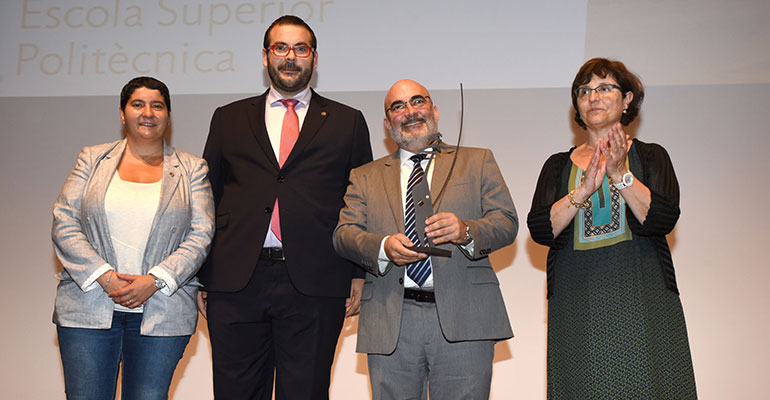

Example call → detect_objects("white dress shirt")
263 85 312 248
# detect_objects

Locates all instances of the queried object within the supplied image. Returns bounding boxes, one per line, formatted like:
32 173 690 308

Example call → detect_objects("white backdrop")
1 0 769 398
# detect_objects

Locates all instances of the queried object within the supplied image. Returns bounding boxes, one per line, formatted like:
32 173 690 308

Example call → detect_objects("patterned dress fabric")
528 140 697 399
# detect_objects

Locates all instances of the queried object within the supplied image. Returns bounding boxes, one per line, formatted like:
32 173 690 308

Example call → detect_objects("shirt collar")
267 85 312 109
398 147 435 167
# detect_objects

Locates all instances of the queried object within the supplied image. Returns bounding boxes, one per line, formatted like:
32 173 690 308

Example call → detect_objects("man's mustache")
279 62 300 72
401 114 425 127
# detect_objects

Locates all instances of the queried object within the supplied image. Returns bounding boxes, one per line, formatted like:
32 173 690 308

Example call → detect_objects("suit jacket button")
277 176 285 182
398 278 403 284
265 207 272 213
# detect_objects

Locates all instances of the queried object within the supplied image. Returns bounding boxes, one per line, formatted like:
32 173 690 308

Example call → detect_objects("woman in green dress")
528 58 697 399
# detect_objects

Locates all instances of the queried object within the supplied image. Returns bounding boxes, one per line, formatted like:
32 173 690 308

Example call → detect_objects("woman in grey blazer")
52 76 215 399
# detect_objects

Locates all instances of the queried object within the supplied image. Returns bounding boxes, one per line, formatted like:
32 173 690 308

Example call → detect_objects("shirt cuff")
83 264 113 292
459 239 475 254
377 236 391 275
148 266 176 296
456 238 475 259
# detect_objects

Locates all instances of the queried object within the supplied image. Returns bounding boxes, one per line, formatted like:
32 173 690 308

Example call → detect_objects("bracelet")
460 224 473 246
104 270 114 290
568 189 590 209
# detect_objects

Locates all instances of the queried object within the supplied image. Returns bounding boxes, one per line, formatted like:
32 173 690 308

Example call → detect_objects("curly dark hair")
571 58 644 129
119 76 171 112
263 15 317 51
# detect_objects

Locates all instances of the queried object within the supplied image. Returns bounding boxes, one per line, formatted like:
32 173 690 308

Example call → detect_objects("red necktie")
270 99 299 241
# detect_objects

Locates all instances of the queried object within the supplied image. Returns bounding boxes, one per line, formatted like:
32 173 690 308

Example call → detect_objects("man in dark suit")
198 15 373 400
333 80 517 400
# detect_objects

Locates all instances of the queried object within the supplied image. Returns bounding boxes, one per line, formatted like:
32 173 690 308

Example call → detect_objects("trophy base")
407 246 452 258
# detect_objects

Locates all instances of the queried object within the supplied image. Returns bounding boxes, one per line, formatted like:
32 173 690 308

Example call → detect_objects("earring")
623 108 627 114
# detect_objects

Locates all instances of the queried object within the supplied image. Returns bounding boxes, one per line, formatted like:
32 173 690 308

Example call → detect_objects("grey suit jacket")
52 139 215 336
333 144 517 354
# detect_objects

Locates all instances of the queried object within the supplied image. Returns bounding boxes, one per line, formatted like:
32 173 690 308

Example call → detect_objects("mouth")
138 122 157 127
401 116 426 129
279 63 301 75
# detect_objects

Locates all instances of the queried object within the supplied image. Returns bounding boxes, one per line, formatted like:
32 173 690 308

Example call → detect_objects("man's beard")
267 59 313 93
390 113 440 152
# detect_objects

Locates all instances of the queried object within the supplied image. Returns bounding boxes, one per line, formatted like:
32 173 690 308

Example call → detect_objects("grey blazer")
52 139 215 336
334 144 517 354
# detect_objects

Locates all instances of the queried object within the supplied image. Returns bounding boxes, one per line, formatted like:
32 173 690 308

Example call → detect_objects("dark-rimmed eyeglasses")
266 44 313 58
387 95 432 114
574 83 621 98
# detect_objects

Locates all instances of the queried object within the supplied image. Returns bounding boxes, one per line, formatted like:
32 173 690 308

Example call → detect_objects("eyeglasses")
267 43 313 58
387 95 432 114
574 83 622 98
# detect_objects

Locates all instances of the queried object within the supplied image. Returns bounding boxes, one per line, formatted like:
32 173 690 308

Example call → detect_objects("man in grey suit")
333 79 517 400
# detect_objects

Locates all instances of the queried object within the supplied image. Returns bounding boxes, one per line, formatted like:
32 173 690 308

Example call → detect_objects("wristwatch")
152 275 166 290
612 172 634 190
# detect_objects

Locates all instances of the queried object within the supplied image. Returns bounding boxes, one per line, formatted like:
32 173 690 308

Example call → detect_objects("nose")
587 89 600 101
141 104 154 116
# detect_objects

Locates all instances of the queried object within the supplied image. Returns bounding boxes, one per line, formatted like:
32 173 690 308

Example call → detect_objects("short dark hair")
571 58 644 129
263 15 317 51
120 76 171 112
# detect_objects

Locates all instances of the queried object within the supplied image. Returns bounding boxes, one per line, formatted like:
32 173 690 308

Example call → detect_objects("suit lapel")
429 145 456 212
247 90 280 170
282 89 327 168
83 139 127 236
86 139 125 266
152 142 181 228
90 139 126 209
382 153 405 232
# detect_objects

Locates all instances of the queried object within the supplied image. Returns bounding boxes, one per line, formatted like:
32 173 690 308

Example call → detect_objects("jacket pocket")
360 280 373 301
467 265 500 285
447 176 474 188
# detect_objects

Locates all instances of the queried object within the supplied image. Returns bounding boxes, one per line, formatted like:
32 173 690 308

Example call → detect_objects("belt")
404 288 435 303
259 247 285 261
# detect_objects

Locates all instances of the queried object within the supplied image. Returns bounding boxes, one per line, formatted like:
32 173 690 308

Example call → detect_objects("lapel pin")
321 111 327 116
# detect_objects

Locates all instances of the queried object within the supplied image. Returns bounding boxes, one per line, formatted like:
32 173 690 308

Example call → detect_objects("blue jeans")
57 312 190 400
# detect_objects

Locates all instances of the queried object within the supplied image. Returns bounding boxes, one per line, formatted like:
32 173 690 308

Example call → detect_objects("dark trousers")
207 259 346 400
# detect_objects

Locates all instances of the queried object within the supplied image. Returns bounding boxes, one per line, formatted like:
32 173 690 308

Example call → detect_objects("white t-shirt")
104 170 161 312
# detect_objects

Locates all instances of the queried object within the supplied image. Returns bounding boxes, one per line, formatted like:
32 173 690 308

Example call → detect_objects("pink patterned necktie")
270 99 299 241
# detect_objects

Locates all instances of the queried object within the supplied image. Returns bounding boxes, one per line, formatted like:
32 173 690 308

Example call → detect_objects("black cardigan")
527 139 682 296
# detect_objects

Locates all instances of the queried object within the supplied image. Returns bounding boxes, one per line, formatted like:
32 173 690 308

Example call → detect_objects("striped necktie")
404 154 431 286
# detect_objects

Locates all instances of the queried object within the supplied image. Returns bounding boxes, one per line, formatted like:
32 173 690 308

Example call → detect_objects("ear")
120 108 126 124
433 104 440 122
262 48 268 68
384 116 392 131
623 91 634 108
312 50 318 70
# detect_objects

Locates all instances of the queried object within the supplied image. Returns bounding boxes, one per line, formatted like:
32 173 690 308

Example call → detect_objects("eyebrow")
272 41 311 47
389 95 427 107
